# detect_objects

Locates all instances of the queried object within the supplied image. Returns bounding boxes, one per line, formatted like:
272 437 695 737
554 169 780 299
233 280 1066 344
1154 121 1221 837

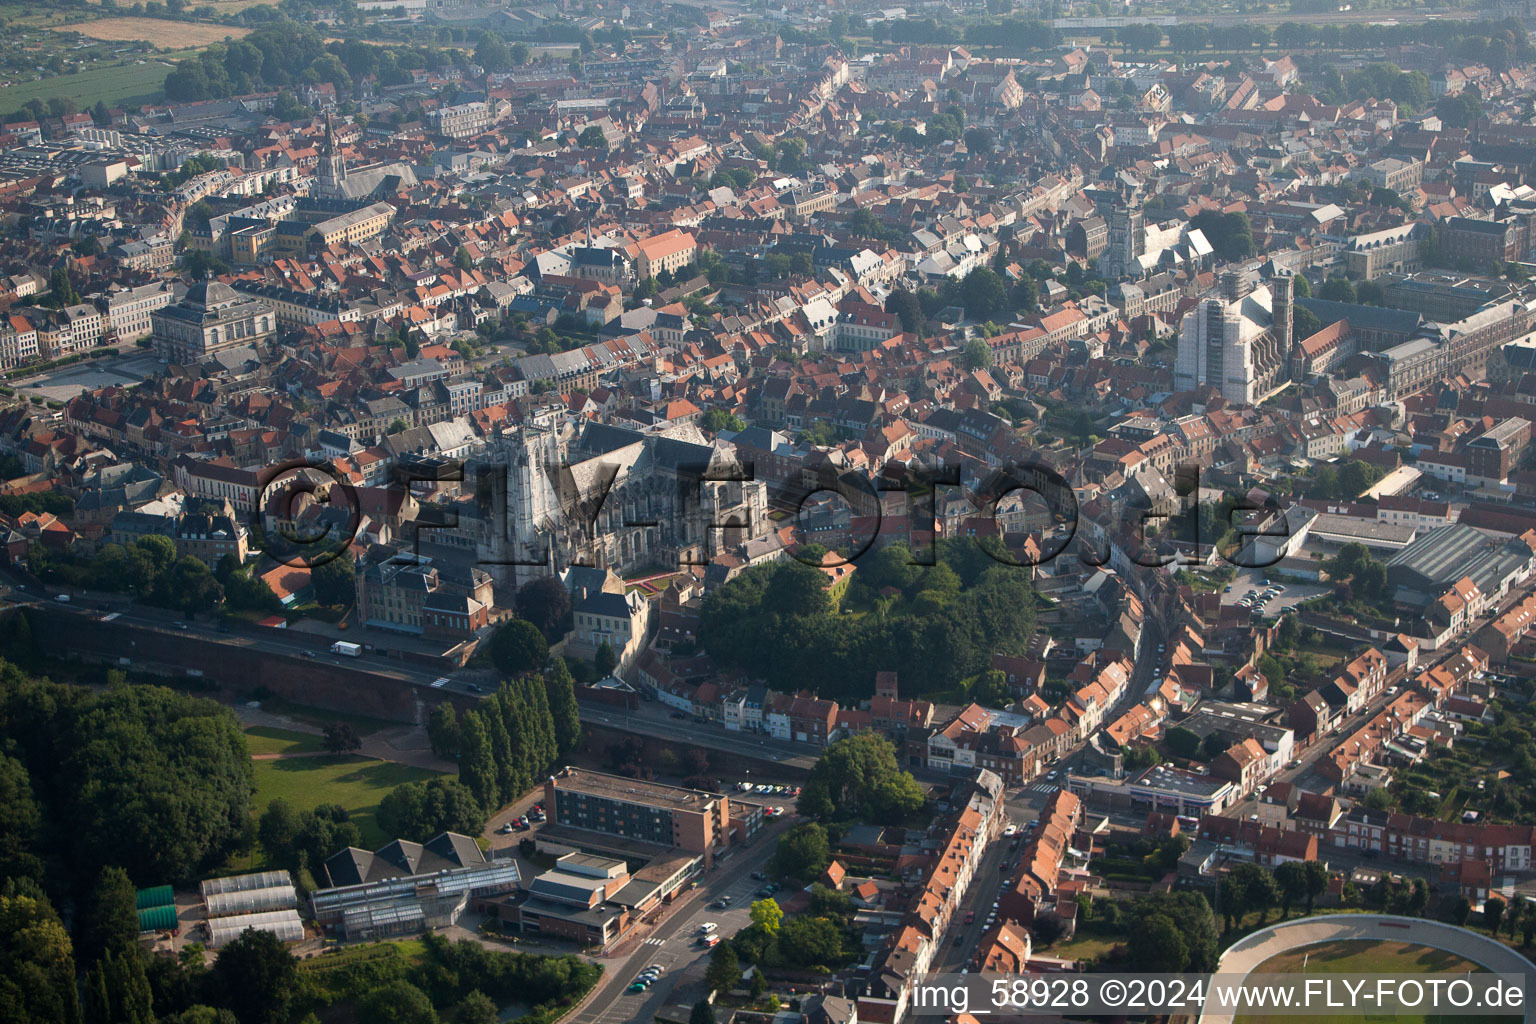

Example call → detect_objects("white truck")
331 641 362 658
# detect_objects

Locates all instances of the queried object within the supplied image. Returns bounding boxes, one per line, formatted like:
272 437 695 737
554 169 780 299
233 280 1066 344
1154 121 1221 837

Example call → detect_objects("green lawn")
0 55 187 112
244 726 325 756
250 755 445 848
1237 940 1483 1024
1040 933 1120 964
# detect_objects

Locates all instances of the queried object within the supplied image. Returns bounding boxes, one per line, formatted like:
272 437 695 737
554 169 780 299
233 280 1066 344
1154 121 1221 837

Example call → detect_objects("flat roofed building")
1067 763 1237 818
1387 523 1536 606
544 766 738 868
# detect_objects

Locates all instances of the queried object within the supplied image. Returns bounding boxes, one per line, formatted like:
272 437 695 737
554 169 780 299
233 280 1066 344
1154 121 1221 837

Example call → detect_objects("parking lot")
1220 571 1330 616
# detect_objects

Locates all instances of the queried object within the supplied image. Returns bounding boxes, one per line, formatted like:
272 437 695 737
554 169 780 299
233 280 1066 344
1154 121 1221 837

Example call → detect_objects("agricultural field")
53 16 250 45
0 55 184 113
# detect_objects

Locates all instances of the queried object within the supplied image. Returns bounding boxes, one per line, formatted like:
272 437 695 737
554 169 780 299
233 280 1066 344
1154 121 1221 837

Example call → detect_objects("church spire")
319 114 347 196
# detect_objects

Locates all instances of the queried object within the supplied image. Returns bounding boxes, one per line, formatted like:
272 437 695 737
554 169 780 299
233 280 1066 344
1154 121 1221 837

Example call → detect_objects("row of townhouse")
919 655 1132 787
638 653 936 750
1313 643 1486 785
1288 645 1393 745
1331 806 1536 873
858 771 1006 1024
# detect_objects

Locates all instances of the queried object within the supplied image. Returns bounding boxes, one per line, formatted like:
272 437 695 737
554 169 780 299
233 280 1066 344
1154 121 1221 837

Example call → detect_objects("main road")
565 818 792 1024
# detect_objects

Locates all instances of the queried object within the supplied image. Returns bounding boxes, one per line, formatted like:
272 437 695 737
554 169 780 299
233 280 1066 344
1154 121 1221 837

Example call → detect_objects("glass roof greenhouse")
206 910 305 948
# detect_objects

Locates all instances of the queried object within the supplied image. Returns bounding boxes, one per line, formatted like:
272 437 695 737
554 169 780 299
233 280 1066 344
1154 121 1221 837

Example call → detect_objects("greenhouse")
137 905 178 932
136 886 174 910
205 884 298 919
206 909 305 948
311 861 521 938
200 870 293 899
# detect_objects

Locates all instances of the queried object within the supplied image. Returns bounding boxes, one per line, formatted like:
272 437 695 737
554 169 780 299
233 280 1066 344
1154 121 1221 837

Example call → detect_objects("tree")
682 1000 716 1024
1294 303 1323 342
962 337 994 371
1447 894 1471 928
1318 276 1357 303
209 928 295 1024
376 777 487 841
704 941 740 994
544 659 581 755
310 553 354 607
1292 272 1312 299
457 711 498 810
48 684 253 885
959 267 1008 321
1303 860 1329 914
578 125 607 149
1130 913 1189 972
0 887 80 1024
1009 274 1038 314
1129 891 1218 970
515 576 573 644
701 409 745 434
455 247 474 271
1274 860 1307 919
1504 897 1523 939
322 721 361 754
50 267 80 306
768 822 831 881
1218 872 1247 932
885 288 925 335
257 799 303 862
354 980 439 1024
797 733 922 823
749 898 783 934
963 126 995 152
1167 726 1200 759
454 992 498 1024
0 754 41 882
778 915 845 967
428 703 459 759
1233 863 1279 925
79 866 140 966
1200 732 1227 761
1484 895 1506 935
474 31 512 72
83 946 153 1024
488 619 548 676
1188 210 1255 261
593 641 617 678
1435 89 1483 130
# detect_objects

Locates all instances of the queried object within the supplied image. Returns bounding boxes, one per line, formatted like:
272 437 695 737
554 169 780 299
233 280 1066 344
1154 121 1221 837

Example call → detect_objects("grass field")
1236 939 1484 1024
250 755 445 848
54 17 250 44
0 55 187 111
244 726 326 756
